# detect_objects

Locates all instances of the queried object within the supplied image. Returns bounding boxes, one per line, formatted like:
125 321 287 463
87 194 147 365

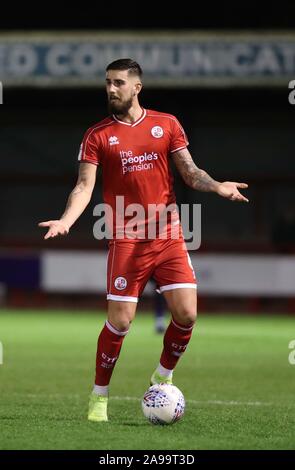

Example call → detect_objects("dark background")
1 3 295 30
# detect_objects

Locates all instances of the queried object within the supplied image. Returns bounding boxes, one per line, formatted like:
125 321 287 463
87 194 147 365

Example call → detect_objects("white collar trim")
113 108 146 127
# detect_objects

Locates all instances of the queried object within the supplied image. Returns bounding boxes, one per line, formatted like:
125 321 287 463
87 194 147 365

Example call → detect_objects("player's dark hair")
106 59 143 78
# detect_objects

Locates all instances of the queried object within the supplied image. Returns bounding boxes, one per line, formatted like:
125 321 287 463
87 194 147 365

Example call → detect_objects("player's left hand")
216 181 249 202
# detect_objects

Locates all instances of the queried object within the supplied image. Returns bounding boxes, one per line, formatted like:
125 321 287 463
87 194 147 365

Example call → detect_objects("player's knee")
108 303 135 332
174 307 197 326
108 315 132 332
112 319 132 332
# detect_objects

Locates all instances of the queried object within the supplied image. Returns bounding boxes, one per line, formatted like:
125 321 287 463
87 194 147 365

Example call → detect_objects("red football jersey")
78 108 189 240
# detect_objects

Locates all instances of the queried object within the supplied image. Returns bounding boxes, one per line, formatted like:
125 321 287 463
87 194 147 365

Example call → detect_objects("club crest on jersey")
109 135 119 146
114 276 127 290
151 126 164 138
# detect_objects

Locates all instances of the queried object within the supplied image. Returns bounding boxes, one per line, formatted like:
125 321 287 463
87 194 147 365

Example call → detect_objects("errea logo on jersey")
109 136 119 146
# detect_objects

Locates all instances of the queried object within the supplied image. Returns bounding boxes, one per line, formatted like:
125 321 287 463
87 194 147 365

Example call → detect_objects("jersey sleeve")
169 117 189 154
78 129 102 166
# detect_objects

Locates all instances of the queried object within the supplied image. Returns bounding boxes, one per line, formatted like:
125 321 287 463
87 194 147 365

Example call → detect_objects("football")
141 383 185 425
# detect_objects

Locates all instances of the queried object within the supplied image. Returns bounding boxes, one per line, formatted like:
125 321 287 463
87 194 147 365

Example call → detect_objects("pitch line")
111 396 272 407
21 393 272 406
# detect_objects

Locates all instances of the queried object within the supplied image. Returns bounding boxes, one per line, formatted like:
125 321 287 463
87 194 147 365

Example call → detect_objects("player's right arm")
38 162 97 239
172 148 249 203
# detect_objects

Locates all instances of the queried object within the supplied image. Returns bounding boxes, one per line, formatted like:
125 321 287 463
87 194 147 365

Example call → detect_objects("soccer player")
38 58 249 422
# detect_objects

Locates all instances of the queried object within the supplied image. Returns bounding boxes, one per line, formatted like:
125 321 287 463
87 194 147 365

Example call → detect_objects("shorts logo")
114 276 127 290
151 126 164 138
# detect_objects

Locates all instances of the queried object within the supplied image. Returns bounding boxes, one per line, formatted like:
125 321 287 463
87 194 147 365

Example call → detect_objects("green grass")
0 310 295 450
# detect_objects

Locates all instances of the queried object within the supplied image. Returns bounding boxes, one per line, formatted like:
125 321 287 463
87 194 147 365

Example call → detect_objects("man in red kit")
39 58 249 422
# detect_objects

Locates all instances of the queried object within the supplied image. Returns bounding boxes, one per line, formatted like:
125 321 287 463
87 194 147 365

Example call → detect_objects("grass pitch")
0 310 295 450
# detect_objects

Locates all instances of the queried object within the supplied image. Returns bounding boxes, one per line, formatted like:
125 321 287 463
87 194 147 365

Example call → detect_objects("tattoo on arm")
172 148 220 192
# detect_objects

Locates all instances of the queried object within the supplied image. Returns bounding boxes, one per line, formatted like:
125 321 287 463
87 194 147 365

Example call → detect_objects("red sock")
160 318 195 370
95 321 129 386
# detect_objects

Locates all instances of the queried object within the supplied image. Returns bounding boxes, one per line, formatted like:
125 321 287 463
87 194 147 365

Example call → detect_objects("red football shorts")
106 237 196 302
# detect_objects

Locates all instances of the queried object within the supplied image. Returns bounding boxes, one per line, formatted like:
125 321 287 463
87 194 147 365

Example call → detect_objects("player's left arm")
172 148 249 202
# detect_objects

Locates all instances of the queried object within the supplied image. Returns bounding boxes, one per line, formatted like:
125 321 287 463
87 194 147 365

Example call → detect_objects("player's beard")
108 95 133 116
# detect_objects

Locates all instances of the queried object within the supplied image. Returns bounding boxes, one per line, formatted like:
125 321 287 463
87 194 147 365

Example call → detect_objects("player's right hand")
38 220 69 240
